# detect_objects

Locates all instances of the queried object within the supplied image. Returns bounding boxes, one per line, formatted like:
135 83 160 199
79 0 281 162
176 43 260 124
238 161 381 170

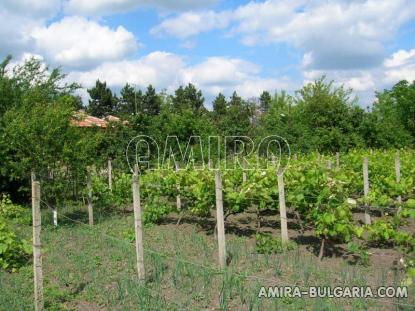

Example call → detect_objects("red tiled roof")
71 112 108 128
71 112 128 128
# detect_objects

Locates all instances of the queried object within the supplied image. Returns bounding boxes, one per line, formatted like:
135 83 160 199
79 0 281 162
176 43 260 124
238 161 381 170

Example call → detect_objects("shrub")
255 233 297 254
0 217 31 271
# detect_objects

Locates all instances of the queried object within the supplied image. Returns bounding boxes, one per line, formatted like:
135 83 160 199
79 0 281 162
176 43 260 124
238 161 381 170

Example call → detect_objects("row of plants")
85 149 415 283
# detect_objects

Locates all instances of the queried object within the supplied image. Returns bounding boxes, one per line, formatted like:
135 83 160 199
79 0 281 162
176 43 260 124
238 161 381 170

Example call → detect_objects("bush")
143 197 172 224
0 194 31 225
0 217 31 271
255 233 297 254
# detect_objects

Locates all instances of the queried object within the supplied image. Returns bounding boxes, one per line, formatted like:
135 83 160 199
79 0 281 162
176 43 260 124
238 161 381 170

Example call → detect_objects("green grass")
1 206 414 310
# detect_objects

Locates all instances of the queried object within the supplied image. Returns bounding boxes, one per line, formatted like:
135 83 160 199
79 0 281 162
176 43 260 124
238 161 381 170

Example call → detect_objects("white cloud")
153 0 415 70
384 49 415 68
383 49 415 84
182 57 291 97
31 16 138 69
64 0 218 16
1 0 60 18
0 0 61 57
182 57 259 87
67 53 291 101
68 51 185 91
303 70 376 92
151 10 231 39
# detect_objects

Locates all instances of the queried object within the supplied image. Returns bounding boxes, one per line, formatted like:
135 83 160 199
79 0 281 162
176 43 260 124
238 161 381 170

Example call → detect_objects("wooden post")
293 154 297 161
336 152 340 169
52 209 57 227
87 170 94 226
327 160 332 170
214 170 226 269
175 162 181 211
242 159 247 183
108 159 112 192
363 157 371 225
132 165 145 281
277 167 289 243
396 151 402 210
32 176 44 311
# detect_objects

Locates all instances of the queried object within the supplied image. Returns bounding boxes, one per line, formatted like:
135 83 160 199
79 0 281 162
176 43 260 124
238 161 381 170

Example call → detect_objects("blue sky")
1 0 415 107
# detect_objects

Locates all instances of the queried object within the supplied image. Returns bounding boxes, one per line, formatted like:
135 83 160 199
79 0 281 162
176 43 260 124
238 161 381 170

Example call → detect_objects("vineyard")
1 149 415 310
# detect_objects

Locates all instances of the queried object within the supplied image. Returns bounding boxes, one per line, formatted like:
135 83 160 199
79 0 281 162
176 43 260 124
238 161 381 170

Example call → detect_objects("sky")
1 0 415 107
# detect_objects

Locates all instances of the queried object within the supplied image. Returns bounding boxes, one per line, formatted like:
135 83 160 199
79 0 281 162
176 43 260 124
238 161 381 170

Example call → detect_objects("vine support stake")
32 174 44 311
175 162 181 211
242 159 247 183
336 152 340 169
108 159 112 192
132 164 145 281
327 160 332 170
277 167 289 243
214 170 227 269
87 168 94 226
363 157 371 225
396 151 402 212
52 209 57 227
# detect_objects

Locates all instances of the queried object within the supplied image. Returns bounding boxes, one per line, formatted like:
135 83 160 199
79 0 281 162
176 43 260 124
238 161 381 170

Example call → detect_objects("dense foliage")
0 195 31 271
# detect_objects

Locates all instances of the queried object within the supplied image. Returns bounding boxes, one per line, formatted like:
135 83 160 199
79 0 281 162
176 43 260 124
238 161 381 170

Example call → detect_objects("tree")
212 93 227 117
142 85 161 116
362 88 413 148
294 77 364 152
259 91 272 113
87 80 118 117
173 83 205 113
229 91 243 107
119 83 143 116
377 80 415 136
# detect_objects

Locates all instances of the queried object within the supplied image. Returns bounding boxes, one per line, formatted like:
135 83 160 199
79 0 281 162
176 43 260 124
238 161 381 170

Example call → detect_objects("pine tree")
142 85 161 116
87 80 117 117
212 93 227 117
259 90 272 113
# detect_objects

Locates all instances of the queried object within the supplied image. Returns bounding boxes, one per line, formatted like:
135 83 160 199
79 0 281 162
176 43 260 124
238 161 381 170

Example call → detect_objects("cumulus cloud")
0 0 61 57
1 0 60 18
31 16 139 69
64 0 218 16
383 49 415 84
68 53 291 100
384 49 415 68
153 0 415 70
151 10 231 39
67 51 185 91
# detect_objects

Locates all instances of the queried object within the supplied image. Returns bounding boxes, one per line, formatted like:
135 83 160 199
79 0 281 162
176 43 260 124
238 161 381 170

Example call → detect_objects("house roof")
71 111 128 128
71 112 108 128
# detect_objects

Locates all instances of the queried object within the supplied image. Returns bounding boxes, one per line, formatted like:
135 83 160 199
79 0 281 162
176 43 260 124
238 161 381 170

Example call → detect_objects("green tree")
294 77 364 152
377 80 415 136
87 80 118 117
212 93 227 118
259 90 272 113
119 83 143 116
142 85 161 116
172 83 205 113
361 89 413 148
229 91 243 107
